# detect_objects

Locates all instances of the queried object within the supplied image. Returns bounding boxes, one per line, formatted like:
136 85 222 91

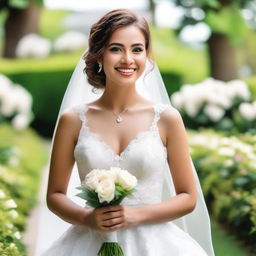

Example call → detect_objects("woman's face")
102 25 147 87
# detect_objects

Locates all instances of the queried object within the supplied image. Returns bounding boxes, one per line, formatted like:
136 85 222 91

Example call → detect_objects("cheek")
102 52 117 66
136 55 147 72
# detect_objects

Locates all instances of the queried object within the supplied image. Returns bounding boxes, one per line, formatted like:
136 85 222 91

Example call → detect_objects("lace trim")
73 103 169 160
150 103 172 131
72 104 88 123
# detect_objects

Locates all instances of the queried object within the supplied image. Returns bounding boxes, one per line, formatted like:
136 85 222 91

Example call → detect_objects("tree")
0 0 43 58
172 0 254 81
148 0 157 26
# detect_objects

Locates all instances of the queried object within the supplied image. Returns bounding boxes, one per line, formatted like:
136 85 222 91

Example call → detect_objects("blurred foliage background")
0 0 256 255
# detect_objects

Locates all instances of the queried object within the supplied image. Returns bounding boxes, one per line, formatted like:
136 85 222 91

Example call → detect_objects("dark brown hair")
83 9 152 89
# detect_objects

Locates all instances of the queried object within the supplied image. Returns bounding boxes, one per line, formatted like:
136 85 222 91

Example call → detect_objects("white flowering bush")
171 78 256 133
16 33 51 59
53 31 87 52
0 124 47 255
189 129 256 246
0 186 23 255
0 74 33 130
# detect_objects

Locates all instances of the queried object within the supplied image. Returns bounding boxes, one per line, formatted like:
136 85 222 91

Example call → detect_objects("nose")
121 51 134 65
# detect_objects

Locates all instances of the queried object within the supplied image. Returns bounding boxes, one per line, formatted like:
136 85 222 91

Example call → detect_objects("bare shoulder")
159 105 183 127
55 107 82 143
59 108 80 126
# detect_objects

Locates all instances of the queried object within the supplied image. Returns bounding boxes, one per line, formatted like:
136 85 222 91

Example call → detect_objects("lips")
115 67 136 76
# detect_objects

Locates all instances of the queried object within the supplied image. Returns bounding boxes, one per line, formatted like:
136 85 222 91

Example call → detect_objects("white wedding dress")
41 102 209 256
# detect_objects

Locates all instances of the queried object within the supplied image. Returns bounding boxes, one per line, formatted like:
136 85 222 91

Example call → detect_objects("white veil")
52 54 215 256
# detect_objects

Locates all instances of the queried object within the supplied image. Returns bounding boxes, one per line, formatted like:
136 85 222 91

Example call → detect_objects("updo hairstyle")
83 9 152 89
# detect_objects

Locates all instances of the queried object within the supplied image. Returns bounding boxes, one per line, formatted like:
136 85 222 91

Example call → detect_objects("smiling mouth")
115 68 136 76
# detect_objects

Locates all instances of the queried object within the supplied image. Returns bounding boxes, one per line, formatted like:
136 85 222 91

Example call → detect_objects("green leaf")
196 0 220 9
75 187 99 204
205 7 248 45
9 0 29 9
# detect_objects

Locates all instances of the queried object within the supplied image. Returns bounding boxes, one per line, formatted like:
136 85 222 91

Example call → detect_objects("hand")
84 205 140 231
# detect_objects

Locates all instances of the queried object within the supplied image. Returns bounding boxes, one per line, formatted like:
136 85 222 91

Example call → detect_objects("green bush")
244 76 256 100
0 123 47 255
189 129 256 250
7 69 73 137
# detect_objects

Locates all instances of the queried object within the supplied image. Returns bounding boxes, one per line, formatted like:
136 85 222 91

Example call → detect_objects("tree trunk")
148 0 156 26
207 32 238 81
3 2 41 58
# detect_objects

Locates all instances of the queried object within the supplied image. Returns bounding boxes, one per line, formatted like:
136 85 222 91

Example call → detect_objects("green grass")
211 218 254 256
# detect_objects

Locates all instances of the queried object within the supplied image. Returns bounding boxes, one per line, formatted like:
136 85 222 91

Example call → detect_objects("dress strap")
151 103 172 131
72 104 89 125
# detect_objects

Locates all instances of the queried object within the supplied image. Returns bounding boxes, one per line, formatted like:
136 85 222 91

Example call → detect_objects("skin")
46 25 197 232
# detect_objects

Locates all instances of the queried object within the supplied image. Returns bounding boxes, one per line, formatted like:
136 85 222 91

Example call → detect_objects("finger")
102 217 124 227
101 205 123 214
108 223 124 231
101 211 123 221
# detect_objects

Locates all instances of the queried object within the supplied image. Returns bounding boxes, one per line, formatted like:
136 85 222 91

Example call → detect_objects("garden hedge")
0 123 47 255
189 129 256 253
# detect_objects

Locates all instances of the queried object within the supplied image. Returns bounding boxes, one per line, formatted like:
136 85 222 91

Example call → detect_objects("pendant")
116 115 123 123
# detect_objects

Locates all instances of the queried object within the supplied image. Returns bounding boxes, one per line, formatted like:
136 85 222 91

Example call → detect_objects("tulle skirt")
41 221 208 256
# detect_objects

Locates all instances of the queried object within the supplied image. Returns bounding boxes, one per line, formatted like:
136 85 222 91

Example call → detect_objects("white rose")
96 178 115 203
83 169 102 190
116 170 137 190
204 104 225 122
5 199 17 209
238 102 256 121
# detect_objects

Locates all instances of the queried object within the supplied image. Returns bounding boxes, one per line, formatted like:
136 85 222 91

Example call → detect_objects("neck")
98 83 142 112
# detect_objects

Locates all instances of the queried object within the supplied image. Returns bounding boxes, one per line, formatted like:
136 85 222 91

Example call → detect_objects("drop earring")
98 63 102 73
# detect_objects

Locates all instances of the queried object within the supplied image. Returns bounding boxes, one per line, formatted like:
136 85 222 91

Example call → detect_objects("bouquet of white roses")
76 167 137 256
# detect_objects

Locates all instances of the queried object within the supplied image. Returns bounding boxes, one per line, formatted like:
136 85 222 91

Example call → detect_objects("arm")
46 110 127 231
136 107 197 225
46 110 88 226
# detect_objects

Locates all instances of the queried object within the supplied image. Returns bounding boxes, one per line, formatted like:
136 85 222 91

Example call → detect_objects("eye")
109 47 120 52
133 47 143 53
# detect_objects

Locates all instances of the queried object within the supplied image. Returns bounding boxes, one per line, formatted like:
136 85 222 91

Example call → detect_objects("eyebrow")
108 43 145 47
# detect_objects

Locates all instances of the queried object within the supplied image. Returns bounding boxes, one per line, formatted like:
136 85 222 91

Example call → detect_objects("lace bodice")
73 103 172 206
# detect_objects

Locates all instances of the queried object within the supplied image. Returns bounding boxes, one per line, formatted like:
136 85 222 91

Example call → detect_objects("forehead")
108 25 146 45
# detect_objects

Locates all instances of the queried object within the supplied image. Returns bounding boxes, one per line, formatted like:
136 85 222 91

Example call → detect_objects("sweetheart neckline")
74 103 167 160
84 127 163 160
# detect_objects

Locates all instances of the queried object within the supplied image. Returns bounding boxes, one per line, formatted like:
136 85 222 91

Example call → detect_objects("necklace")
111 108 128 123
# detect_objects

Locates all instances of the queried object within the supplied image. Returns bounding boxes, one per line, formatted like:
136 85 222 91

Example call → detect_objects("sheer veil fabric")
51 52 215 256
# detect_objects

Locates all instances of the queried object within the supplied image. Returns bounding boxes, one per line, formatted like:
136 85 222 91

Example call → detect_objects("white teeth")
117 68 135 73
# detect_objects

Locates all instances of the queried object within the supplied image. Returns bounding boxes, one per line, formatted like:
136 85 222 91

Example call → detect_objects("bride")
41 8 215 256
